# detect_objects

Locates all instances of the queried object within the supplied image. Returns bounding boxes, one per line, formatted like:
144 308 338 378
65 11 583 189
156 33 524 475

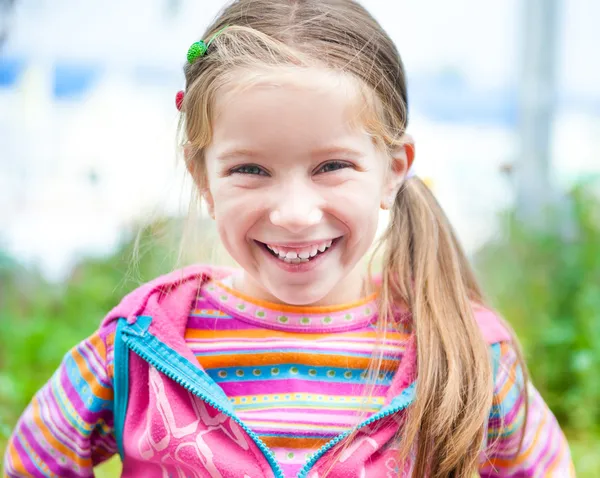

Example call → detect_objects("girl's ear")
403 134 415 170
381 135 415 209
200 187 216 219
184 145 216 219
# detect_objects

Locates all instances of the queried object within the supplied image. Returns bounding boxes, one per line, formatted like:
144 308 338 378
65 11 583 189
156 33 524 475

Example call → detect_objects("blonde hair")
178 1 527 476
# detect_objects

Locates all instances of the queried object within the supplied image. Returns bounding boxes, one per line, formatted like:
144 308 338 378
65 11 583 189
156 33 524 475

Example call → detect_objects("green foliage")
476 183 600 433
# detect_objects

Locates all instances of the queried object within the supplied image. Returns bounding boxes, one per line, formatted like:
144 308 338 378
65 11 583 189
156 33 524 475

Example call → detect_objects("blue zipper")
120 322 286 478
114 318 131 458
297 382 416 478
120 317 416 478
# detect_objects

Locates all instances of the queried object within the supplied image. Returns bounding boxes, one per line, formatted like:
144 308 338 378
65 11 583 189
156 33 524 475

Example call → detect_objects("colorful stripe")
3 328 117 477
203 280 380 332
191 281 407 476
479 341 575 476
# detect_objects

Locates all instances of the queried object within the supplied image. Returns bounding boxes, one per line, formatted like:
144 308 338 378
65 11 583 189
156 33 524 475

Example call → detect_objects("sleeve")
2 324 117 477
479 341 576 477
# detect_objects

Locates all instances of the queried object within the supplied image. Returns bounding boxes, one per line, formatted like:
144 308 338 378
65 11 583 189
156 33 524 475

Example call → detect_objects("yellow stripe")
236 403 380 412
230 393 384 405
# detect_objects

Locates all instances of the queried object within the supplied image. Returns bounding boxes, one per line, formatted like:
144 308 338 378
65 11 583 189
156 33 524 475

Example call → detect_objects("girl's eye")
230 164 268 176
316 161 352 174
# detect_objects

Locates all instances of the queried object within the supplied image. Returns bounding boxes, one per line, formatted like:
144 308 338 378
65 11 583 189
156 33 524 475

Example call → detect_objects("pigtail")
379 177 494 477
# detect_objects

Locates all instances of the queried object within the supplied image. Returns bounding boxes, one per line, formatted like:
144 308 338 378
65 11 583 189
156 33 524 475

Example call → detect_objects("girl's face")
201 69 408 306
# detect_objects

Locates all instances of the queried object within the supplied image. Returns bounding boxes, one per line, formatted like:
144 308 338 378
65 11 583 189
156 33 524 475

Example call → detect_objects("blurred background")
1 0 599 476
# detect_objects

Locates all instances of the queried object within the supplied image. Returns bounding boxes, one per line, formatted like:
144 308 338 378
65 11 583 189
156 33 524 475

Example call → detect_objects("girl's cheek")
326 183 380 212
213 190 265 222
211 180 250 203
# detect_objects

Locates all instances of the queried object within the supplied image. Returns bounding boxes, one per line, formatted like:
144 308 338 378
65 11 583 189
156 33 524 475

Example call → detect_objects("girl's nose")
269 184 323 233
270 208 323 231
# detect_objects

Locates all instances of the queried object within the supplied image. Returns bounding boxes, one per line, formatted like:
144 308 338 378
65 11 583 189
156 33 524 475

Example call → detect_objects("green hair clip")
186 25 229 64
187 41 208 63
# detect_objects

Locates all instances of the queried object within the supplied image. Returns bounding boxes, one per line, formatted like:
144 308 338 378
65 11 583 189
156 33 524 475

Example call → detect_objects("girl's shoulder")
99 264 236 331
472 304 512 345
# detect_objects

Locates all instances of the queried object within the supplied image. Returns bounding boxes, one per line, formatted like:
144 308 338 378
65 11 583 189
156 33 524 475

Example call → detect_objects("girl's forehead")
210 67 375 144
221 66 361 99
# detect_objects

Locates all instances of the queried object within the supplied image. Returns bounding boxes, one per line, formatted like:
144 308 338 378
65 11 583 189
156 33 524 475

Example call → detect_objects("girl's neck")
231 267 376 307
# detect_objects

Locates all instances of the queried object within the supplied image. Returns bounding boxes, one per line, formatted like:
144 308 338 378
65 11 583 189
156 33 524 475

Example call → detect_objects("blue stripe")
64 354 112 413
206 364 395 384
490 379 523 419
50 378 89 436
489 343 525 419
189 312 233 319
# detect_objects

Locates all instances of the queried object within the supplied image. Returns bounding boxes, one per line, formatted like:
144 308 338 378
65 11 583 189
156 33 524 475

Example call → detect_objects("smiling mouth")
256 238 341 264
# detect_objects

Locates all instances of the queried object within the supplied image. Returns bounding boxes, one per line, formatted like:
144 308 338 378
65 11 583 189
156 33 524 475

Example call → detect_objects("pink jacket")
102 265 514 478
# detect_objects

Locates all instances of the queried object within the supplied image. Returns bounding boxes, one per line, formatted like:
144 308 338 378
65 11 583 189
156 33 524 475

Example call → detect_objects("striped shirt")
3 280 574 477
187 279 407 476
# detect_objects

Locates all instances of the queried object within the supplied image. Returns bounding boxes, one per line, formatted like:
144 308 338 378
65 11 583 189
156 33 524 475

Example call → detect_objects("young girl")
4 1 574 477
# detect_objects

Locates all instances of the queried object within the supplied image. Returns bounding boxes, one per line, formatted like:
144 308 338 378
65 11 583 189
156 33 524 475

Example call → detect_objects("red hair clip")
175 90 185 111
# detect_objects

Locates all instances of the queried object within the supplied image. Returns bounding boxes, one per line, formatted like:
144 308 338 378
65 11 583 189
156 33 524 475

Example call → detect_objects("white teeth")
284 257 305 264
266 239 337 263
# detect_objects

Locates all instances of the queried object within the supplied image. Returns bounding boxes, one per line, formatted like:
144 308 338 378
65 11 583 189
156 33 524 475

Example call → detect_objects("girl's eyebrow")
310 146 365 159
217 145 365 161
216 148 261 161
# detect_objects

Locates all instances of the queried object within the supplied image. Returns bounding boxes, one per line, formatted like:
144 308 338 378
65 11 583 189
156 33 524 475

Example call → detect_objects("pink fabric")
473 305 511 344
102 266 512 477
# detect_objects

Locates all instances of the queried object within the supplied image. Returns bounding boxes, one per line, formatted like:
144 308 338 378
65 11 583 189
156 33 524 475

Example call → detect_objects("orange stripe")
72 343 113 402
185 328 409 341
7 444 27 475
196 353 400 370
544 434 573 475
31 398 85 465
486 408 549 467
262 436 328 449
214 281 378 313
495 357 521 404
104 332 116 381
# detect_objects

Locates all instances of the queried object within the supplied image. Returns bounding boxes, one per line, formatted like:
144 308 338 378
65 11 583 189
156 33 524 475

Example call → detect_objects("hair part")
178 1 528 476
